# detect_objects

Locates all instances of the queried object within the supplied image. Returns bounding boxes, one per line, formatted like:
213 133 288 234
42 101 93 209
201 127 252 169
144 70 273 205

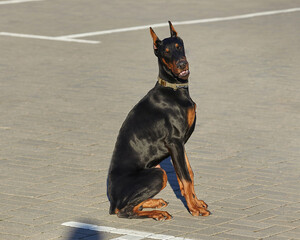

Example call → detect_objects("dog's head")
150 21 189 80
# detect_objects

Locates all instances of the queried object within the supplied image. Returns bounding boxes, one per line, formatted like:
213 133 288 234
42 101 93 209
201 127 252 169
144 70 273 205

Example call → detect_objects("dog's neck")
157 76 189 91
157 64 189 90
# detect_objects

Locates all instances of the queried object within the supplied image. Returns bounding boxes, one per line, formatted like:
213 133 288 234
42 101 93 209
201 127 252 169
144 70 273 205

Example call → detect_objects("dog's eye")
164 48 170 56
175 43 182 50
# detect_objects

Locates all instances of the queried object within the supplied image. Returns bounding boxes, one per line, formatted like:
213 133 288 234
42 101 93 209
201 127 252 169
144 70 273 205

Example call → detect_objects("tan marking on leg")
184 151 208 209
181 179 210 216
155 164 168 191
134 210 172 221
138 198 168 209
133 201 172 221
173 151 209 216
176 174 185 196
161 168 168 190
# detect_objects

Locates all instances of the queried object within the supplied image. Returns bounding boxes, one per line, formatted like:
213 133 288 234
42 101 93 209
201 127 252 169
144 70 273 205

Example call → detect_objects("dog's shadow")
160 157 188 210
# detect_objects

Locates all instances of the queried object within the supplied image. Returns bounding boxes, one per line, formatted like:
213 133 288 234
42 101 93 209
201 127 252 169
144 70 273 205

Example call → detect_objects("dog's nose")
177 60 188 69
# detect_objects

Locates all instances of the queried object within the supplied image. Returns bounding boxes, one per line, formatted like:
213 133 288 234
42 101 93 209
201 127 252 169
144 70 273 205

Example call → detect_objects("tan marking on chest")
187 104 196 127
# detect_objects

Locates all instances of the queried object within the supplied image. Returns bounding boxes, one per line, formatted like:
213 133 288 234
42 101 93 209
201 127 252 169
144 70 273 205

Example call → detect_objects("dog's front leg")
166 141 210 216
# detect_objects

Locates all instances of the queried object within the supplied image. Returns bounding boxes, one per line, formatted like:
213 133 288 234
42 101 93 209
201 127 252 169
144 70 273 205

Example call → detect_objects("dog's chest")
187 103 196 127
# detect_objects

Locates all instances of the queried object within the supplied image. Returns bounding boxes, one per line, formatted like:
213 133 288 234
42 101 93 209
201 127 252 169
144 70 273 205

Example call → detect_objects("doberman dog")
107 21 210 220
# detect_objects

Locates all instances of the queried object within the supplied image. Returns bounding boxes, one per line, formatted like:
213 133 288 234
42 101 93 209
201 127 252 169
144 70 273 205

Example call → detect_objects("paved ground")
0 0 300 239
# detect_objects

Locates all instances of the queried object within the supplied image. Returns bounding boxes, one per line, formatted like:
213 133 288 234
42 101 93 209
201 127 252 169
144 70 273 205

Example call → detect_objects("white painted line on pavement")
1 7 299 44
0 32 100 44
0 0 43 5
60 7 300 39
62 221 195 240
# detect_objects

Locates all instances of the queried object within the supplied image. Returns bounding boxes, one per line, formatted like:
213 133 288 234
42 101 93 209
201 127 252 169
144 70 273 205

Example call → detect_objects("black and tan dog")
107 21 210 220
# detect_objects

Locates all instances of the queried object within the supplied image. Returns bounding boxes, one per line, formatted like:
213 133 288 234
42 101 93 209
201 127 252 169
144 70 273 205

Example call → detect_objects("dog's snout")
177 60 188 69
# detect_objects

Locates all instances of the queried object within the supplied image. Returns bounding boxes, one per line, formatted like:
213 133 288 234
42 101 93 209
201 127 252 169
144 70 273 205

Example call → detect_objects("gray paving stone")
0 0 299 239
0 233 23 240
194 226 230 236
229 218 274 229
243 212 276 222
198 216 233 226
261 235 291 240
277 228 300 239
266 217 300 228
210 209 247 219
219 223 259 232
255 225 294 237
154 222 197 233
214 232 257 240
182 234 225 240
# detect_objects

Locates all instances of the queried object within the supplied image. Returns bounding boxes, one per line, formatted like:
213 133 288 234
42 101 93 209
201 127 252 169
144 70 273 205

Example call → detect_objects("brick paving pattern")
0 0 299 239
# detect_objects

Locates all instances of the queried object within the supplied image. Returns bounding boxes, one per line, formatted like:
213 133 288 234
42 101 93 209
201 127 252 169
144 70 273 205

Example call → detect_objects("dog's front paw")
196 199 208 209
190 207 210 217
188 201 210 217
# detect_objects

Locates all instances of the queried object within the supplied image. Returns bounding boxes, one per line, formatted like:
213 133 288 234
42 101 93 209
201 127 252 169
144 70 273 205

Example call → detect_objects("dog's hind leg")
138 198 168 209
112 167 172 220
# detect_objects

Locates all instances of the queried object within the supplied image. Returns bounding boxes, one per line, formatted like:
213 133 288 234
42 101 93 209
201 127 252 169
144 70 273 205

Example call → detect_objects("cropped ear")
150 27 161 51
168 21 178 37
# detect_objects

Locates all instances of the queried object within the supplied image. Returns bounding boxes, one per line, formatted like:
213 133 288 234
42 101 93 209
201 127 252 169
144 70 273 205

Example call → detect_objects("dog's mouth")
178 69 190 79
179 69 189 77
